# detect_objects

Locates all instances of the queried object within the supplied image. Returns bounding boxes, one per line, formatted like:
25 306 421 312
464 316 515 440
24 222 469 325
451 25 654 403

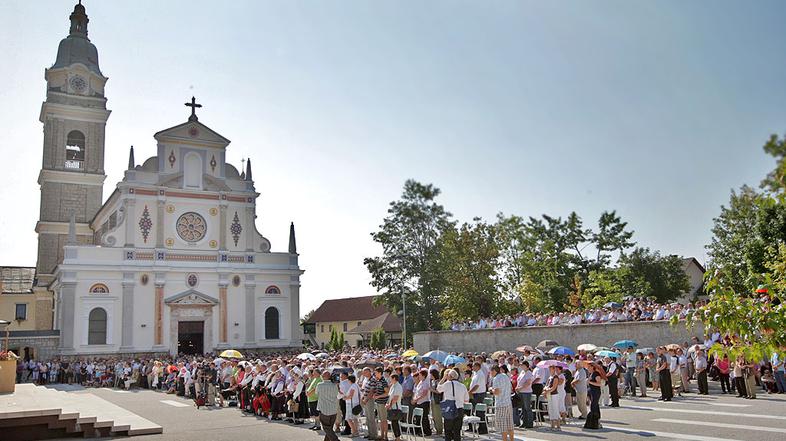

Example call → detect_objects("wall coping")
415 318 693 335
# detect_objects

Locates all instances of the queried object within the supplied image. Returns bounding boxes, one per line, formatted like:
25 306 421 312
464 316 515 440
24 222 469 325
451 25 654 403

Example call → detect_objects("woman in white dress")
546 366 564 431
555 366 567 423
344 374 362 437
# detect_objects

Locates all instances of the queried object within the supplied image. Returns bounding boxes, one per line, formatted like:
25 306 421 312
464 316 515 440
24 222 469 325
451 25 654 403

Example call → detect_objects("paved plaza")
46 383 786 441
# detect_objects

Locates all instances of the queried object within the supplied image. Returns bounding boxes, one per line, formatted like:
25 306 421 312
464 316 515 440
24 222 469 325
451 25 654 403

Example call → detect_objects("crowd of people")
13 333 786 441
449 298 704 331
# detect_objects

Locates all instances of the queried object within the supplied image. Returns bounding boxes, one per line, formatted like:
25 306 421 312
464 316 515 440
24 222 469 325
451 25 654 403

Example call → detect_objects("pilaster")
119 272 135 350
244 275 256 345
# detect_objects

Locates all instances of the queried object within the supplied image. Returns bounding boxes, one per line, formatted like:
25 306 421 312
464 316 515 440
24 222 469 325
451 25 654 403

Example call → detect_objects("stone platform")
0 383 163 439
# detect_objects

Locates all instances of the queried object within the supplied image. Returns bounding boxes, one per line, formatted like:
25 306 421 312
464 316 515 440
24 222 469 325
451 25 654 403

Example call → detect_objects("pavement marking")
604 424 743 441
653 418 786 434
622 404 786 420
160 399 191 408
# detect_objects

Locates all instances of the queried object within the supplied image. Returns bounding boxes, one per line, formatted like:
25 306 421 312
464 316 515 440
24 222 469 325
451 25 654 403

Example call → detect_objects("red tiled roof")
349 312 402 334
305 295 392 324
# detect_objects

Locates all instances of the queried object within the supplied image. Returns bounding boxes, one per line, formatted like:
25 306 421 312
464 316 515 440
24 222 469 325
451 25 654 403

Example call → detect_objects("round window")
232 275 241 287
176 212 207 242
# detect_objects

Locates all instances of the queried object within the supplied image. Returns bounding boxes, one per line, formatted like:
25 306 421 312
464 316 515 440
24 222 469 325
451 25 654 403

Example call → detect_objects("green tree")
517 277 548 313
438 219 502 322
370 328 387 350
618 248 690 302
582 269 625 309
364 180 453 332
593 210 636 268
706 186 763 294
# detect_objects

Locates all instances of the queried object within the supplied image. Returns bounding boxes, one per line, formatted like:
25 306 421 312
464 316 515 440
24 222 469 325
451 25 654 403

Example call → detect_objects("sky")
1 1 785 316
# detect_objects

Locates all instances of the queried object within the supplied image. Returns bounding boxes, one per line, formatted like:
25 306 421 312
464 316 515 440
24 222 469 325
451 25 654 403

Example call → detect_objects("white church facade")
35 3 303 356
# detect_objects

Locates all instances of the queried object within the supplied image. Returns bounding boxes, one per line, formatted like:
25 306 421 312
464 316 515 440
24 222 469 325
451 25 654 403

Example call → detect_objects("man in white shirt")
468 362 488 434
437 369 470 441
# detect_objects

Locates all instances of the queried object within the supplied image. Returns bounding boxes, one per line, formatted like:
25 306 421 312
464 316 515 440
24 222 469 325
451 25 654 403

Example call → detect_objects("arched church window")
88 307 107 345
89 283 109 293
184 152 202 189
264 307 279 340
65 130 85 169
265 286 280 295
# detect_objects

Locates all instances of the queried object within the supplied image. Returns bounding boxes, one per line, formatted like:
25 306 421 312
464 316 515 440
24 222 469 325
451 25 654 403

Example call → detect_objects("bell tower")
36 1 110 286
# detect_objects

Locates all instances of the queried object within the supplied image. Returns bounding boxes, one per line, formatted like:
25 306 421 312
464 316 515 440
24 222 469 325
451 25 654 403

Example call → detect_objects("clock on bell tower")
35 1 111 286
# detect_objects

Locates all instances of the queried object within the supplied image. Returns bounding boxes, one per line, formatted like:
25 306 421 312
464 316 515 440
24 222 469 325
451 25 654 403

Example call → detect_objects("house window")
65 130 85 169
343 323 348 332
357 321 362 327
88 307 107 345
89 283 109 293
321 325 324 333
265 286 280 295
329 324 333 332
15 304 27 321
264 307 279 339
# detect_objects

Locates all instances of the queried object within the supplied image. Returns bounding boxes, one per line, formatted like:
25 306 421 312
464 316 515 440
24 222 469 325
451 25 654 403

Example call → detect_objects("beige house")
304 296 402 348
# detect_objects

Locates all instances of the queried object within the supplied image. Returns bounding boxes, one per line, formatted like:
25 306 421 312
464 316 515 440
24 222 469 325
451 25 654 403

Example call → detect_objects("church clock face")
69 75 87 94
176 212 207 242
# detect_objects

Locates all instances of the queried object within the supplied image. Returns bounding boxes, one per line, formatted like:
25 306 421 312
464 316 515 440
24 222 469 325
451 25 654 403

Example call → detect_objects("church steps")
0 384 162 439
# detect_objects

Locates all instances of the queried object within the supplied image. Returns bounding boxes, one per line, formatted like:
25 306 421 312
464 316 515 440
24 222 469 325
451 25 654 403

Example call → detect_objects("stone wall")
7 334 60 361
414 320 705 354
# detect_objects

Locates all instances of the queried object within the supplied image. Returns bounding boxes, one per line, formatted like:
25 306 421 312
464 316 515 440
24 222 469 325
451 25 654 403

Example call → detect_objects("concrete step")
0 384 162 438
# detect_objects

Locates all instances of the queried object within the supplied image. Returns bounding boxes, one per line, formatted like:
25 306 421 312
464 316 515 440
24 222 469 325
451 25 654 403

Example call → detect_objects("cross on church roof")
185 96 202 121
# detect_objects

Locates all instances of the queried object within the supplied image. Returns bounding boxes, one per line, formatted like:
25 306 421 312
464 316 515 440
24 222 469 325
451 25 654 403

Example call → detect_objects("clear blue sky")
1 1 784 314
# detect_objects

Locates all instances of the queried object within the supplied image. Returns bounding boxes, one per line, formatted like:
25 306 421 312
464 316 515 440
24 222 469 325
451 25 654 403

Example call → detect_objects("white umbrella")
577 344 597 352
315 353 330 359
297 352 317 360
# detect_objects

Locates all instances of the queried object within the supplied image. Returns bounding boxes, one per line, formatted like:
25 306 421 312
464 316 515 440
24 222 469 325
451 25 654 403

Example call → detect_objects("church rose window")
176 212 207 242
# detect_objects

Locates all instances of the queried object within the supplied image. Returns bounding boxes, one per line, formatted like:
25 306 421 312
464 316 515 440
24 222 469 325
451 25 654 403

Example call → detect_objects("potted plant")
0 350 19 393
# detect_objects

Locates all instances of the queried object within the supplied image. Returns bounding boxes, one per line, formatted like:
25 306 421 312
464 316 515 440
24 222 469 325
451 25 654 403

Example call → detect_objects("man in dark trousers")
656 347 674 401
316 371 340 441
605 356 620 407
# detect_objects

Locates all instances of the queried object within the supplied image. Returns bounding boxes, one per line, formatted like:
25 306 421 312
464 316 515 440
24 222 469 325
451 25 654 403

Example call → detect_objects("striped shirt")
316 381 339 416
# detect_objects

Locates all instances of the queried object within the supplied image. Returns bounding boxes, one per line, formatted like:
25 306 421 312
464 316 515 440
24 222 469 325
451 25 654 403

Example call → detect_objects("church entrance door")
177 321 204 355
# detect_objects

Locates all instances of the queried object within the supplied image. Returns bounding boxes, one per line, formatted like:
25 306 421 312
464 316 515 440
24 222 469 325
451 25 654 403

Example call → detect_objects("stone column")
218 282 228 346
59 281 77 351
156 199 165 248
290 276 301 346
154 279 165 346
120 272 135 351
244 276 256 346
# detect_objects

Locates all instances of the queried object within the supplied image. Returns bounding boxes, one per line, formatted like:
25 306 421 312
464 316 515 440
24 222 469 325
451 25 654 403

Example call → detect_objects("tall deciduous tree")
364 180 453 334
593 210 636 267
438 219 503 322
619 248 690 303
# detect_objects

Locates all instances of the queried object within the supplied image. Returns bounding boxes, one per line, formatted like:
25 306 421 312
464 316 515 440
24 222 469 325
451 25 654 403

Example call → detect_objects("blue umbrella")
423 350 449 363
596 350 621 358
548 346 576 356
443 355 466 366
612 340 638 349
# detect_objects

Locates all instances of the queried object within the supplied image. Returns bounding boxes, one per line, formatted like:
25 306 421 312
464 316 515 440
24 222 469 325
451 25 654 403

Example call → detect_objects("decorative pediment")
154 120 230 149
164 289 219 306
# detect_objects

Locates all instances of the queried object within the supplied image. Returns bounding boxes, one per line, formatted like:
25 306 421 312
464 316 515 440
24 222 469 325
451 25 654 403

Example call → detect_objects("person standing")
316 371 340 441
733 355 747 398
678 349 691 393
772 351 786 394
490 365 514 441
635 352 648 397
716 354 731 394
531 357 547 421
743 358 757 399
624 347 637 396
468 362 488 434
584 362 604 430
516 361 534 428
438 369 471 441
413 370 432 436
344 374 361 437
429 369 444 436
371 367 390 441
545 366 563 431
656 347 673 401
359 368 377 439
306 369 323 431
605 357 620 407
387 373 404 441
571 362 588 419
695 349 709 395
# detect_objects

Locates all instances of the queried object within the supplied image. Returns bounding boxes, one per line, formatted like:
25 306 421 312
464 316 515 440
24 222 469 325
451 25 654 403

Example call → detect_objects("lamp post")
401 285 407 350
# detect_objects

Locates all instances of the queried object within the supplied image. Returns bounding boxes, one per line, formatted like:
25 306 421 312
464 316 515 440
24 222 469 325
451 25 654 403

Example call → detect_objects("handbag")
511 392 522 407
439 381 459 420
288 399 299 413
352 404 362 415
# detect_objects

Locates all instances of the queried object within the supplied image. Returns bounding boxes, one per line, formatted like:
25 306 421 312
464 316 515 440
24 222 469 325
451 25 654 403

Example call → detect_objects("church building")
27 2 303 356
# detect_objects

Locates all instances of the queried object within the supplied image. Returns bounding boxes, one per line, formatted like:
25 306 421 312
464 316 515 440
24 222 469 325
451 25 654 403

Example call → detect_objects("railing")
64 160 83 170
